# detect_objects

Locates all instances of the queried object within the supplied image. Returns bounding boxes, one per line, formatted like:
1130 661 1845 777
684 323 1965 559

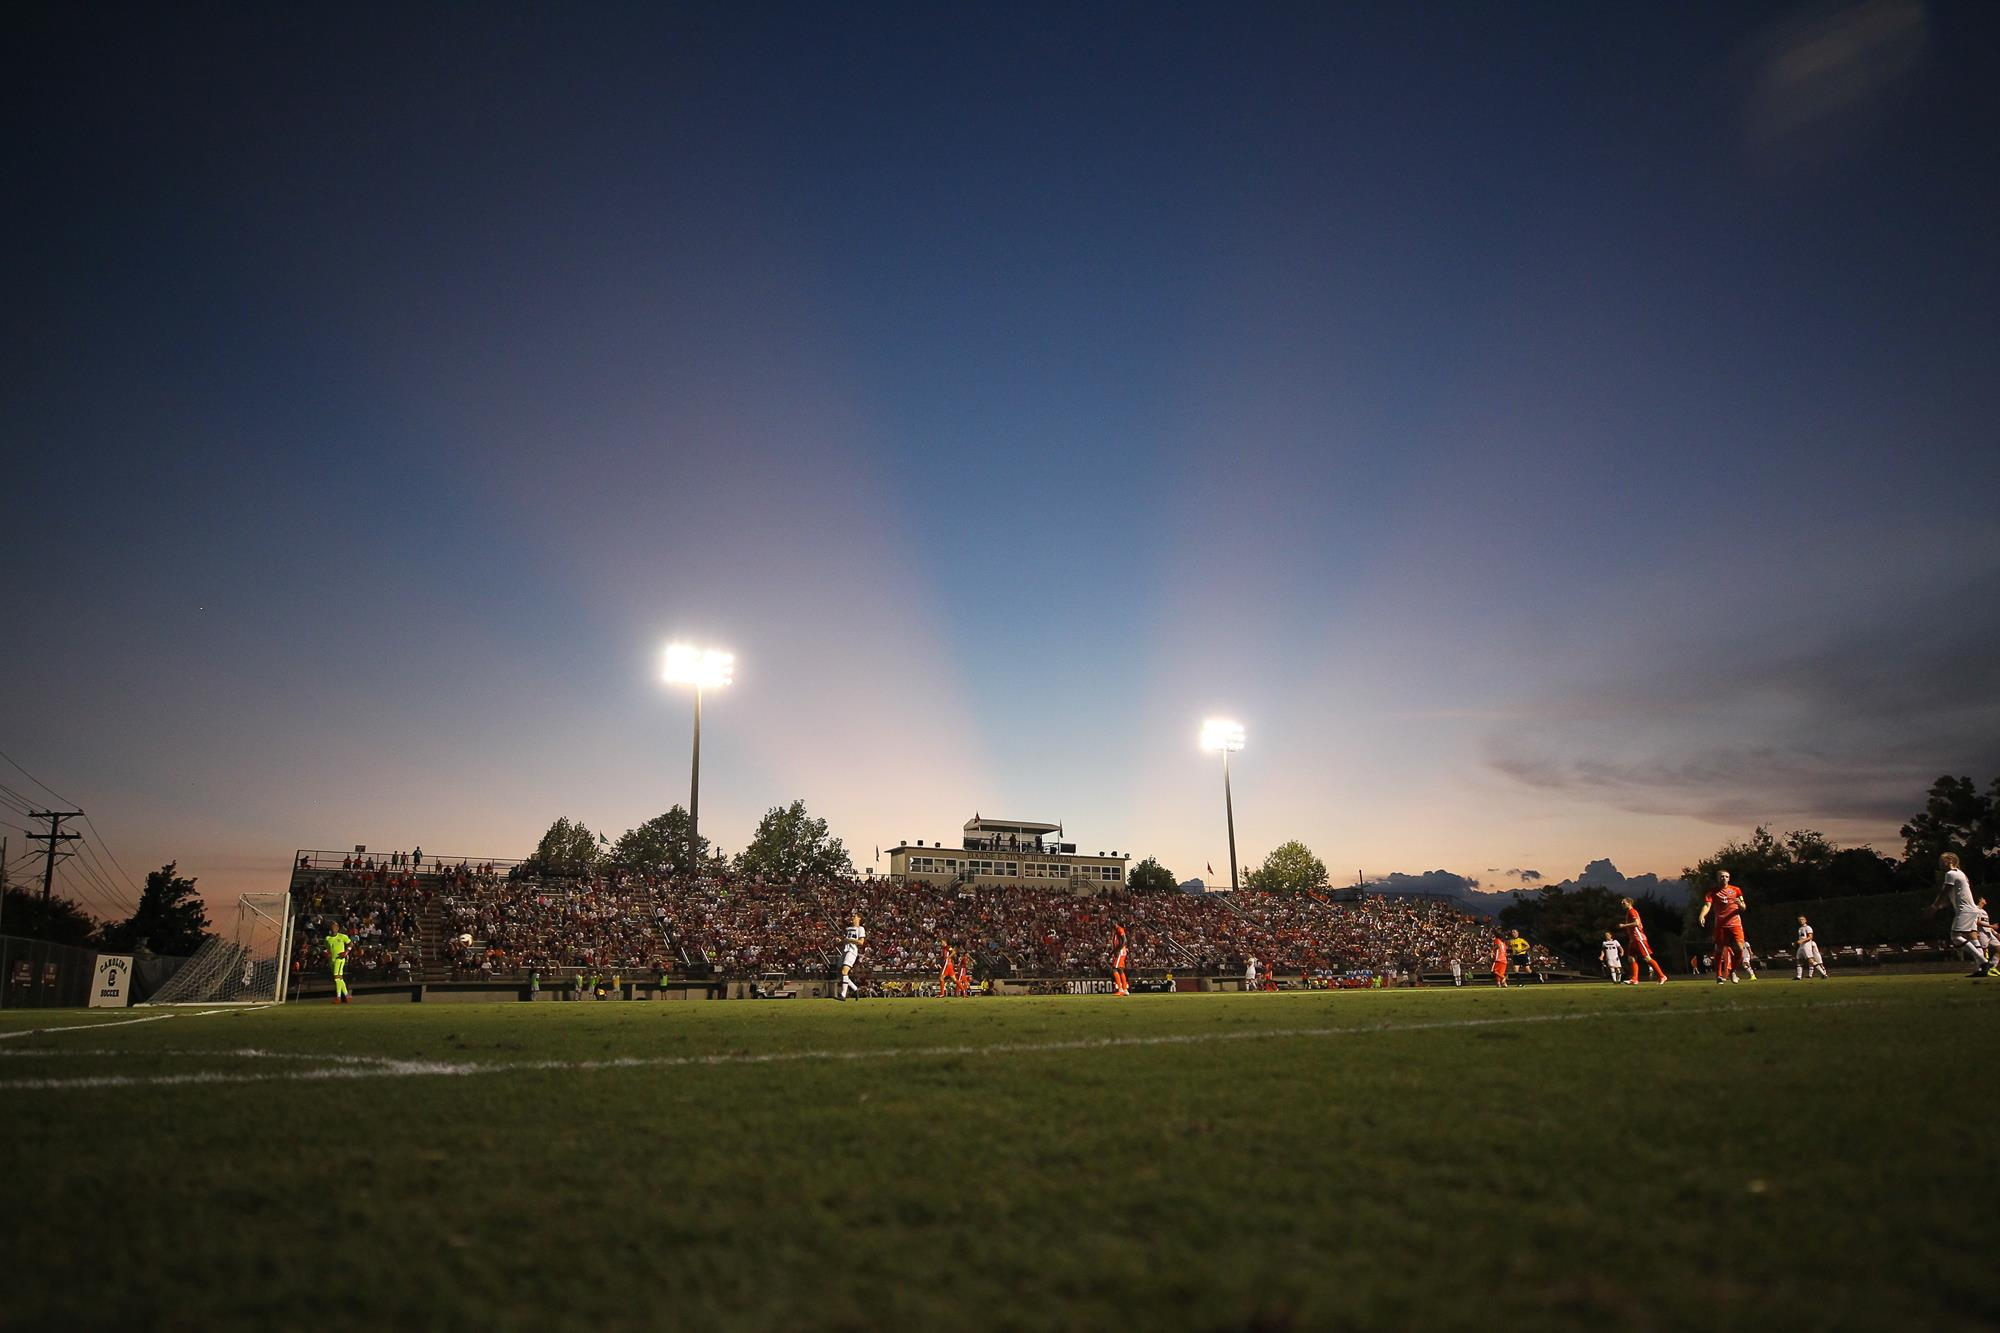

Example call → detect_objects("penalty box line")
0 995 1899 1092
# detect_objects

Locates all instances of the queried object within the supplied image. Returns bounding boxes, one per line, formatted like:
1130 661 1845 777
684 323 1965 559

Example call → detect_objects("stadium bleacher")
284 851 1500 992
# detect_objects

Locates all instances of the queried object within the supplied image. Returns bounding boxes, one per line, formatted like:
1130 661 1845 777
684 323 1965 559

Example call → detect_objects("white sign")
90 954 134 1008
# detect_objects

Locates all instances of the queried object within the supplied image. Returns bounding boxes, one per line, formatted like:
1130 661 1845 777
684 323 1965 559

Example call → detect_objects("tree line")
4 863 211 956
531 799 853 881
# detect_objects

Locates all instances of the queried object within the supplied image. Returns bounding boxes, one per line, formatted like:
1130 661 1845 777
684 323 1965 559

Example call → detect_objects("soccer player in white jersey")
1600 931 1624 983
1793 916 1828 980
1978 898 2000 967
835 911 866 1000
1934 853 1996 978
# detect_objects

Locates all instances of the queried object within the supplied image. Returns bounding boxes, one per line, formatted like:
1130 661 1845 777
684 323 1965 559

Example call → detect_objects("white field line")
0 1003 260 1044
0 996 1898 1092
0 1013 178 1041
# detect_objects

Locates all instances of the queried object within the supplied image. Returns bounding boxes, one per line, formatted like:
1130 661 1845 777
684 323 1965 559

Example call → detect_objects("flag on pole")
1207 862 1214 876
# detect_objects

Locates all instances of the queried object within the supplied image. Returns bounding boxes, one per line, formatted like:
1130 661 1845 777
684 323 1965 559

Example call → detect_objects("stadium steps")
418 895 448 982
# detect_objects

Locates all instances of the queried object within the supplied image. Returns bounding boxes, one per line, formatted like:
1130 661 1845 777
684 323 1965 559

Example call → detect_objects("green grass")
4 976 1996 1331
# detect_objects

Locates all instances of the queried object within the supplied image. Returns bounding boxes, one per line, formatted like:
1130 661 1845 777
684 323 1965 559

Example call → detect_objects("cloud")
1742 0 1927 155
1485 569 2000 831
1369 869 1480 895
1366 858 1686 912
1547 858 1687 906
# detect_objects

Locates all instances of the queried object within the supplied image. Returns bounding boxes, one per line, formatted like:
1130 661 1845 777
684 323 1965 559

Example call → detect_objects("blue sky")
5 0 1996 915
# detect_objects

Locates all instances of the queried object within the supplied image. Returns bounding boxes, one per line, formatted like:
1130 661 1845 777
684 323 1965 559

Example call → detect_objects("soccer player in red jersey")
938 939 957 997
1111 925 1130 996
1699 871 1751 983
1619 896 1668 985
1491 932 1509 987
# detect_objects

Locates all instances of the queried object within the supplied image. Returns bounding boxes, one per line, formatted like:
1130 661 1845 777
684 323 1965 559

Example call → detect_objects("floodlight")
663 643 735 689
1200 719 1245 753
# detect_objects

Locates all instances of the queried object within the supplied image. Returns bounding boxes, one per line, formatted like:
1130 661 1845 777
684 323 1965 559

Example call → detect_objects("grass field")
5 975 1996 1331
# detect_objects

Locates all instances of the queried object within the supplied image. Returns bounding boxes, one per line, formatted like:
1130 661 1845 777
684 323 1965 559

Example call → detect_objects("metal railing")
293 850 528 872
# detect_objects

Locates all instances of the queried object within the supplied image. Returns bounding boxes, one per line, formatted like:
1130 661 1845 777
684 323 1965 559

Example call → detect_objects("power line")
0 749 145 900
73 839 138 915
54 860 124 922
79 816 143 898
0 748 75 806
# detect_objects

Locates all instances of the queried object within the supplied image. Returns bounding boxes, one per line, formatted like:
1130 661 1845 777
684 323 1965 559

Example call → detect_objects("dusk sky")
6 0 1997 919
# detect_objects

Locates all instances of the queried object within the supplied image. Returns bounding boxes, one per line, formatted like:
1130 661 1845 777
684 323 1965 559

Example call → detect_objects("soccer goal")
142 891 295 1005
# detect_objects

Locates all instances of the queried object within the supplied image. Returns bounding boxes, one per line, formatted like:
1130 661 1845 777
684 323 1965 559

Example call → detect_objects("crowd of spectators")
293 882 427 979
288 861 1509 984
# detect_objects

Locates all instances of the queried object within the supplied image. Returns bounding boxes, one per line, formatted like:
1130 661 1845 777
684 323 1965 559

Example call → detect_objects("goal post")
142 891 294 1005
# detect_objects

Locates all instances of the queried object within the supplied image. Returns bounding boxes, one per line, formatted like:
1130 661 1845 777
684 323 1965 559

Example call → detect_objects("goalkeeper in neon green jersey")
326 925 352 1004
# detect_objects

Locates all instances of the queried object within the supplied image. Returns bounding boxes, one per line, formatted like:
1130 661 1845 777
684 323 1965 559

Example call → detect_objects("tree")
1127 857 1176 892
1684 824 1908 911
1900 775 1998 885
529 817 603 875
1246 841 1329 893
612 806 716 876
734 800 853 882
0 887 100 947
100 863 211 956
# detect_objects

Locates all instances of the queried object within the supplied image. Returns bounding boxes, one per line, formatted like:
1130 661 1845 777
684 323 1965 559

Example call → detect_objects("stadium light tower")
662 644 734 872
1200 719 1246 892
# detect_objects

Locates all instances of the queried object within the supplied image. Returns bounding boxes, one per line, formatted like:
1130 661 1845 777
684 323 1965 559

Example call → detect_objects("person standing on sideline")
1449 956 1463 987
1244 955 1259 991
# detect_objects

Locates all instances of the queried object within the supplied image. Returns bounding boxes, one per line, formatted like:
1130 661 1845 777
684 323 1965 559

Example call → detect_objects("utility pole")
26 811 82 933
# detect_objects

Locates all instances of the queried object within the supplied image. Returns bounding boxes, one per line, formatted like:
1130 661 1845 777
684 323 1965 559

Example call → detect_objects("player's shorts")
1630 934 1651 955
332 958 346 977
841 944 859 968
1713 921 1745 946
1951 911 1981 935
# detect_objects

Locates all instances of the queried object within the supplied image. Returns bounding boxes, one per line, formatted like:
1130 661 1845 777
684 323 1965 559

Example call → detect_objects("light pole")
663 644 734 873
1200 719 1245 892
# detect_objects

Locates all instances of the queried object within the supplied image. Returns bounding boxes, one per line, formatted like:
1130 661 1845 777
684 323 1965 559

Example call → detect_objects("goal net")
144 891 295 1005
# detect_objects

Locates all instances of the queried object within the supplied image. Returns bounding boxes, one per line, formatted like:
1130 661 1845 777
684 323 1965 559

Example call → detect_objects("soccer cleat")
1988 967 2000 978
